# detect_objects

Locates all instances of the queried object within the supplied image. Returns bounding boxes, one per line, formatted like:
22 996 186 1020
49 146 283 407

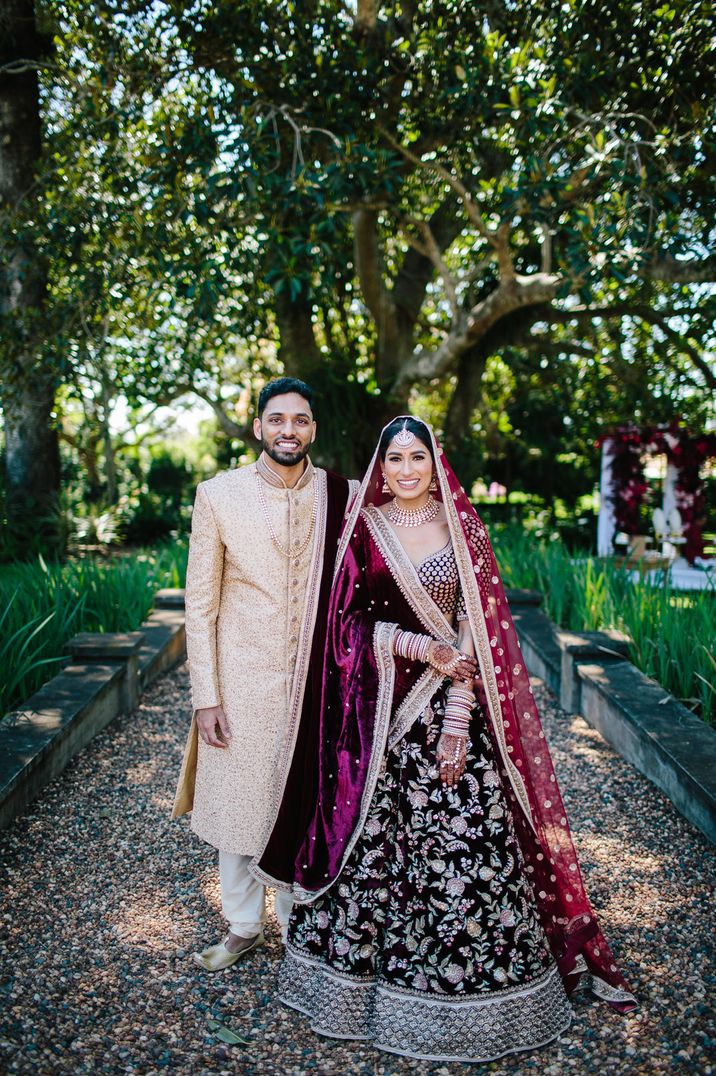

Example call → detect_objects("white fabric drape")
597 438 616 556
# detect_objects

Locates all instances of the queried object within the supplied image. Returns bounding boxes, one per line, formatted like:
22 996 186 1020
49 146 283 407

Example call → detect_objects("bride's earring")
429 475 438 492
381 473 390 494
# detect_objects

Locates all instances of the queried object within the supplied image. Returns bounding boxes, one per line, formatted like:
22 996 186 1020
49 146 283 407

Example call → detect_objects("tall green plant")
493 525 715 724
0 544 187 717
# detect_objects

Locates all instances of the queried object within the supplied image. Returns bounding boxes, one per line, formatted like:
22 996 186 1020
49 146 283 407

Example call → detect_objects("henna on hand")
436 731 468 788
427 640 478 681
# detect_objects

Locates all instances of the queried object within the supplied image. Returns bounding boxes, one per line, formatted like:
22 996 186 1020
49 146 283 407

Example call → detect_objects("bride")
254 416 635 1063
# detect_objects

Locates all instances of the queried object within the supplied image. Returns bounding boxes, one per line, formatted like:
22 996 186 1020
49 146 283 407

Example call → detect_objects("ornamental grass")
0 544 187 718
2 531 713 726
493 526 715 725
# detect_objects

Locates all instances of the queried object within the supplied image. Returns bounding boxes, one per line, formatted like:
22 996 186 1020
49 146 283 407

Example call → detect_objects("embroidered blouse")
416 542 468 623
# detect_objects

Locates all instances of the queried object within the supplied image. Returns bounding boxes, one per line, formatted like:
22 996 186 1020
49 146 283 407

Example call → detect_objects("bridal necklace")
387 495 440 528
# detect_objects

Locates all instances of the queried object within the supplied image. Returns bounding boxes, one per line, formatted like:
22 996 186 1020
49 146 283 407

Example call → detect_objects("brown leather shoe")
191 931 265 971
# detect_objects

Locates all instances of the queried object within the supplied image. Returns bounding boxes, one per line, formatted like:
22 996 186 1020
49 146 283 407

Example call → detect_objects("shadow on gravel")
0 666 712 1075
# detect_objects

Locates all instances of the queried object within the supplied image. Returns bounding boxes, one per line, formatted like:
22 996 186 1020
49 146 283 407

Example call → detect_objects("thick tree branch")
392 196 465 325
548 303 716 388
409 218 459 318
190 387 252 439
395 271 562 389
645 255 716 284
355 0 380 31
352 208 394 326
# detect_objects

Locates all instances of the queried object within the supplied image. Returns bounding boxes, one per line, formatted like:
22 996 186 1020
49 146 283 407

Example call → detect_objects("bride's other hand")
426 640 477 681
436 732 467 787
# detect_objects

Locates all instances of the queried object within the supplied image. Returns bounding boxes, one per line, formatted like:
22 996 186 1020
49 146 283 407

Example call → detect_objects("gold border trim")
388 667 443 750
361 506 456 641
429 438 536 831
251 469 329 887
292 620 398 904
283 943 564 1006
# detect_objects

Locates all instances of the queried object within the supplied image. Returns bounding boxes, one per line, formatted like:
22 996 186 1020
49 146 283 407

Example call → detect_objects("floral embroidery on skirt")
279 693 573 1062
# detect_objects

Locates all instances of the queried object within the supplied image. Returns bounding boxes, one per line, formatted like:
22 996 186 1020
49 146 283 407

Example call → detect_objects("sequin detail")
416 543 468 621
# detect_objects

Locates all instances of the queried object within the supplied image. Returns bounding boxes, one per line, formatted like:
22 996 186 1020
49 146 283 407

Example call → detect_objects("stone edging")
3 585 713 847
506 588 716 846
0 589 186 831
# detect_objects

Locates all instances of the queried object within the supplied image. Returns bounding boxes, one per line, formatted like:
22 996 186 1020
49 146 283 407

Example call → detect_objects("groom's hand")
196 705 231 748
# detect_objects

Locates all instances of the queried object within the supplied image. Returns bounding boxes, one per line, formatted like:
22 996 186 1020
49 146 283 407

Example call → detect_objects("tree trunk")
3 379 61 541
98 364 118 504
444 344 489 453
0 0 59 551
274 288 323 376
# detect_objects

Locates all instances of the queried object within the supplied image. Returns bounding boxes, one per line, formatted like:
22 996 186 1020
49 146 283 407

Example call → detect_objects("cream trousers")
219 851 293 940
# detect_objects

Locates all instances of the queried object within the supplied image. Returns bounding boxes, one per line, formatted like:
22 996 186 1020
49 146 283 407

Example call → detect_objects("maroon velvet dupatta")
256 420 636 1013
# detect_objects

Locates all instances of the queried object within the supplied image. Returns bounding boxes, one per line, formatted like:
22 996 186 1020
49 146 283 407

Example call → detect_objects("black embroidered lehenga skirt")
278 694 573 1063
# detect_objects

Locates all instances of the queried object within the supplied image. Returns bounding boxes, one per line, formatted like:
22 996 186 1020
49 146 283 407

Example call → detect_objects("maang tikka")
394 421 416 448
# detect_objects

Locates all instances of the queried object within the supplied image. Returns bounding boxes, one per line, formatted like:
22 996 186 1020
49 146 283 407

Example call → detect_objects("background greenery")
0 544 187 717
493 525 715 724
1 0 714 555
1 530 711 724
0 2 713 723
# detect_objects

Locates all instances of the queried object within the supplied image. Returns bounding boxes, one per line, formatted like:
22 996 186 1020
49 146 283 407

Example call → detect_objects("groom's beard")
261 436 312 469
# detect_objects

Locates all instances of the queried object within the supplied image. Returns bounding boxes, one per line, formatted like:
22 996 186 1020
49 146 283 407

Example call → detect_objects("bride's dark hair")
378 417 435 462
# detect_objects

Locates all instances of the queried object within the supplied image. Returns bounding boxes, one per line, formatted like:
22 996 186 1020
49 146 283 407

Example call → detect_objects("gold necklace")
387 495 440 528
255 470 319 559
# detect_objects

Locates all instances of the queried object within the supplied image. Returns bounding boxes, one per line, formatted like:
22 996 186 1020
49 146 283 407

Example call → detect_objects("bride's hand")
436 732 468 787
426 640 477 681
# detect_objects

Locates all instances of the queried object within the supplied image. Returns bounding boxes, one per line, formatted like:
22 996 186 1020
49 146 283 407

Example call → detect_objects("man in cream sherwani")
172 377 356 970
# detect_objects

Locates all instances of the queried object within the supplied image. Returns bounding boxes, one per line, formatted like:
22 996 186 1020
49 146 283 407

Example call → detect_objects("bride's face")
383 437 434 502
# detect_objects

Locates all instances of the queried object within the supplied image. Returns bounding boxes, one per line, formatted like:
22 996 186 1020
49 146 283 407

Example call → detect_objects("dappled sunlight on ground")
0 666 712 1075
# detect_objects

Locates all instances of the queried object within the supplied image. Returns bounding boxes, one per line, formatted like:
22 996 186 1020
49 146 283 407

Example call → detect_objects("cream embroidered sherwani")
173 456 327 855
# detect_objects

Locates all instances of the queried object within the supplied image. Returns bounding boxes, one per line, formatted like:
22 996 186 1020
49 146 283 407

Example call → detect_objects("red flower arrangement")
599 423 716 562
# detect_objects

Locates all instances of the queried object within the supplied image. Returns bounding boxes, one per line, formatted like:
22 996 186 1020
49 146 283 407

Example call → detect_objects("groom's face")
253 392 316 468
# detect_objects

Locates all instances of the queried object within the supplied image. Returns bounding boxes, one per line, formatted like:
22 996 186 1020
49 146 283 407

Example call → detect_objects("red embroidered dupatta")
257 418 636 1012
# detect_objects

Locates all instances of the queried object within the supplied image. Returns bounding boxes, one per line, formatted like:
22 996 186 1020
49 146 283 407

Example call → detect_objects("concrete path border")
0 590 186 831
2 585 713 846
506 589 716 845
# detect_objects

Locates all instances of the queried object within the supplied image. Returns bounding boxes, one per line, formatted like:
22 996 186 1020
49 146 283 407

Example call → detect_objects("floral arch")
597 423 716 563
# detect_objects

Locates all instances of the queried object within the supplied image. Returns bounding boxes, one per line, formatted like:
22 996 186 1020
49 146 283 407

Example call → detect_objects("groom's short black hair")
257 377 316 417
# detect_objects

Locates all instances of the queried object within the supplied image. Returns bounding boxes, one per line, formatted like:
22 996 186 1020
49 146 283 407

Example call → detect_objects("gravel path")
1 663 713 1075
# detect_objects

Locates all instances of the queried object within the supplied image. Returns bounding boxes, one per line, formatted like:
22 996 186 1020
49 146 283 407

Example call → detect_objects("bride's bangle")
393 629 431 664
442 682 475 737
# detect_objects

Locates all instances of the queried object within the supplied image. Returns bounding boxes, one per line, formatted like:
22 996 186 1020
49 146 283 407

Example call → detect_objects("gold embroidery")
388 666 444 750
292 620 398 904
432 441 536 831
362 507 456 642
252 469 329 885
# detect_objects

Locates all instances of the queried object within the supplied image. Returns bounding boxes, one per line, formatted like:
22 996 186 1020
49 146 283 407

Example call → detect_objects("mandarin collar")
256 453 315 490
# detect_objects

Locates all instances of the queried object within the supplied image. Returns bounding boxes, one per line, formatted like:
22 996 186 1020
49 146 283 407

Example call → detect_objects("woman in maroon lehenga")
254 417 636 1064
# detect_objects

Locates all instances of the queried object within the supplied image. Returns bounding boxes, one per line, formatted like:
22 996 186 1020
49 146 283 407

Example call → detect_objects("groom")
173 377 356 970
